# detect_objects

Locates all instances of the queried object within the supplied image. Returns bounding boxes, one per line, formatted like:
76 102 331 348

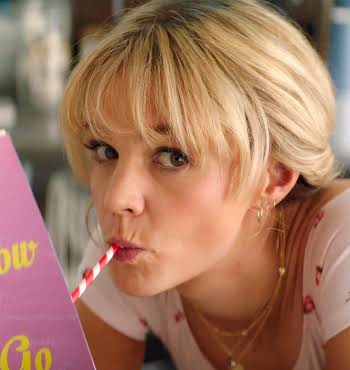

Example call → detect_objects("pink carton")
0 130 95 370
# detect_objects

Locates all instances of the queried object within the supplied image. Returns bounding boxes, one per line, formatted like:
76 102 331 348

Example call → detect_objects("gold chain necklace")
192 207 286 370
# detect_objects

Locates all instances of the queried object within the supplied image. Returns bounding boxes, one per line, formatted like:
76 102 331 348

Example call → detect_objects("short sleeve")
317 238 350 342
76 235 149 341
310 191 350 342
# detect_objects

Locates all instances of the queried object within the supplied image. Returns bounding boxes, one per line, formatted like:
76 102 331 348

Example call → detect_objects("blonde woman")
61 1 350 369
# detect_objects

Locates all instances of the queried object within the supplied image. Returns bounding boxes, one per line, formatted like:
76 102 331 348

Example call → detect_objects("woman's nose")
103 162 146 217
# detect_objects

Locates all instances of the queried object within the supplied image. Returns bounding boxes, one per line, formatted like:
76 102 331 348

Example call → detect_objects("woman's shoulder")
309 179 350 232
318 178 350 209
283 179 350 293
301 179 350 254
293 179 350 230
301 179 350 342
284 179 350 252
300 179 350 295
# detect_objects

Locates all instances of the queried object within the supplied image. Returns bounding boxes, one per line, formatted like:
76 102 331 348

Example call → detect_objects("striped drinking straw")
71 243 119 303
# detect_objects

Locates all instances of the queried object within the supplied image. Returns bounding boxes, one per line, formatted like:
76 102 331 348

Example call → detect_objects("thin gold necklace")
192 207 286 370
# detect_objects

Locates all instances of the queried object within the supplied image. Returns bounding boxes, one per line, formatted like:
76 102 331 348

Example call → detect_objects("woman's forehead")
84 86 173 141
97 78 167 132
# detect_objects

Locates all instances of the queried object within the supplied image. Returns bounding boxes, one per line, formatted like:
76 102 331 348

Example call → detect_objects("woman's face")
84 95 253 297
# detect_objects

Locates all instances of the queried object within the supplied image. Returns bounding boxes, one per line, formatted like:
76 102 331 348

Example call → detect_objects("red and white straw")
71 243 119 303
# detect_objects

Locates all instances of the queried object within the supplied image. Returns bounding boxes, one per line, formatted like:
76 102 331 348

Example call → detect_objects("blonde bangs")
61 0 340 201
64 53 127 137
123 22 260 202
60 41 132 182
64 21 241 159
61 11 263 198
123 23 238 166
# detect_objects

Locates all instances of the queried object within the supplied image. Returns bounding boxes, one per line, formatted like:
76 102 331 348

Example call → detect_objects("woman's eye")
83 140 118 162
154 147 189 169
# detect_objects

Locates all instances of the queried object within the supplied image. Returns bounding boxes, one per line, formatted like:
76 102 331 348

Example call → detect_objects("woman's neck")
177 206 284 328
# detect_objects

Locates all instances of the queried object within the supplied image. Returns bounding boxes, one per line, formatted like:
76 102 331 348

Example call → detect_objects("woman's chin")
111 274 167 297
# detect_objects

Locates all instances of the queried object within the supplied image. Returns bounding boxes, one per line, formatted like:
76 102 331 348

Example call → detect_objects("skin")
80 85 350 369
83 85 299 325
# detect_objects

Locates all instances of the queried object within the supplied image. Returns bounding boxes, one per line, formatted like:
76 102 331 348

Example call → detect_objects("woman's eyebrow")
81 122 174 142
81 123 115 141
152 123 172 135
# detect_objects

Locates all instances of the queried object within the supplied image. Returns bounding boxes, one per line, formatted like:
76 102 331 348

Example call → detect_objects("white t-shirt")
79 189 350 370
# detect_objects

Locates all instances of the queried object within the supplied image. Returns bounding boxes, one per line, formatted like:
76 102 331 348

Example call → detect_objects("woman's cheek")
88 176 108 226
89 164 109 196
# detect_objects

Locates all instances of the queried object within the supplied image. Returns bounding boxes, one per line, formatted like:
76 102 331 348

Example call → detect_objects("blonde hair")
61 0 343 203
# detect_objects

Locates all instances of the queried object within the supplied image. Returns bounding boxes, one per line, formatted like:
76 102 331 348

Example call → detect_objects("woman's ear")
259 160 300 204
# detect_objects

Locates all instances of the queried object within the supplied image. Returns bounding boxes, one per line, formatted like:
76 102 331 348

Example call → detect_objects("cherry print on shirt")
139 318 149 328
174 310 184 323
315 265 323 286
313 209 325 228
303 294 316 314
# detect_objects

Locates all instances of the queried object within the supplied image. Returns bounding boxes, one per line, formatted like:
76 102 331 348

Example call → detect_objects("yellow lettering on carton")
0 334 52 370
12 241 38 270
0 334 31 370
0 248 11 275
0 241 39 276
35 348 52 370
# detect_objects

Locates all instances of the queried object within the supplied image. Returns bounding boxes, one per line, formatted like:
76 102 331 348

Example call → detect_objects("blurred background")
0 0 349 287
0 0 349 366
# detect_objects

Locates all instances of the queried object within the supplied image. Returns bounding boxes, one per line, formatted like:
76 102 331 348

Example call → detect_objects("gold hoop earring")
85 198 99 244
257 205 264 222
256 199 276 223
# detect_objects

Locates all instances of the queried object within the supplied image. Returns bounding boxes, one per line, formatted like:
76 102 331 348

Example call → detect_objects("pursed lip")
107 238 144 250
107 238 145 262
